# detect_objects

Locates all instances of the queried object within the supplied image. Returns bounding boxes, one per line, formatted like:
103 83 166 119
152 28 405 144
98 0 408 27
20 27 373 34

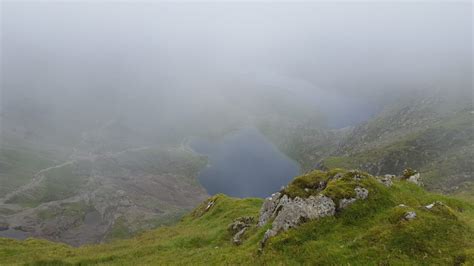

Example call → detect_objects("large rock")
407 173 423 186
259 195 335 249
258 192 281 226
404 211 417 221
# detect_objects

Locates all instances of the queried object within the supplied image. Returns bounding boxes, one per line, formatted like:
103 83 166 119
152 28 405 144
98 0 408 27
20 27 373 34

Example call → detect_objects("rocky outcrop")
256 168 435 250
377 175 395 187
228 216 254 245
258 192 284 226
407 173 423 186
338 187 369 210
258 193 336 249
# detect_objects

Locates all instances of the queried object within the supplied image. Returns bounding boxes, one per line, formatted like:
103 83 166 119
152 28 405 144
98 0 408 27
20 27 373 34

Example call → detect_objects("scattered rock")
338 187 369 210
404 211 417 221
119 198 132 207
377 175 394 187
232 228 248 245
116 190 126 197
407 173 423 186
355 187 369 199
425 201 444 210
332 173 344 180
402 168 417 179
339 198 356 209
205 200 215 211
349 170 365 181
228 216 254 245
398 204 408 208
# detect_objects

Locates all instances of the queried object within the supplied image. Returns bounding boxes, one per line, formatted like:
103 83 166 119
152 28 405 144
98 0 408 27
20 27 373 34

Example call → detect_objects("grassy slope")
0 148 56 197
1 170 473 265
321 110 473 193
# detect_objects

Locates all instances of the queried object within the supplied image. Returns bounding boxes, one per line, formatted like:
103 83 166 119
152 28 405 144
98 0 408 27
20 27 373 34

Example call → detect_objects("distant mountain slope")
263 92 473 196
0 121 208 246
1 169 473 265
319 97 473 194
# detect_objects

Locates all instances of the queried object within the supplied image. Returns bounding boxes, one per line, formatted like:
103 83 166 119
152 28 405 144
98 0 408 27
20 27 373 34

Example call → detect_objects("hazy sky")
1 1 472 139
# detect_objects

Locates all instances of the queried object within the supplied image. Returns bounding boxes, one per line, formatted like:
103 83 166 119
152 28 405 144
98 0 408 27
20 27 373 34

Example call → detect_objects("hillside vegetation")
263 94 473 198
0 143 208 246
1 169 473 265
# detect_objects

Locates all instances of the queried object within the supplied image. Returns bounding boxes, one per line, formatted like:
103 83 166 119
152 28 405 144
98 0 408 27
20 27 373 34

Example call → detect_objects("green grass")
0 148 56 196
321 110 474 196
0 169 473 265
6 164 88 207
37 201 91 222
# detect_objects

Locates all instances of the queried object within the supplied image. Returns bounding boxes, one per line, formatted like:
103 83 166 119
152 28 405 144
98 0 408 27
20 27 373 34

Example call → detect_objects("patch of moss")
282 170 332 198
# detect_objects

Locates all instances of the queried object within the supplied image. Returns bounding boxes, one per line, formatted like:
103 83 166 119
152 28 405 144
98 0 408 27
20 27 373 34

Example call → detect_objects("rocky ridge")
254 168 423 248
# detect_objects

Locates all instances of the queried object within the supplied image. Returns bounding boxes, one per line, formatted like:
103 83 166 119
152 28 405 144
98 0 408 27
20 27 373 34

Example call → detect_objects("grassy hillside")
321 109 473 193
1 169 473 265
260 93 473 200
0 145 208 246
0 148 57 197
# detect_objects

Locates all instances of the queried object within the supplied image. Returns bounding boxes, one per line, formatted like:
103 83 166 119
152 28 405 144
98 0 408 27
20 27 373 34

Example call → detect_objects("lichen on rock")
377 175 395 187
259 194 336 249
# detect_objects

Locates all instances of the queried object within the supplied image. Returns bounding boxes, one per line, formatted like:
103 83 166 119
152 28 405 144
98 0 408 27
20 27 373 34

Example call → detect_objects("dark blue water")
0 228 29 240
191 127 299 198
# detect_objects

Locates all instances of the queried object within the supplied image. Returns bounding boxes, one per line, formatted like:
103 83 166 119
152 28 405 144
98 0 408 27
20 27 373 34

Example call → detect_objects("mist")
0 1 473 252
1 1 471 146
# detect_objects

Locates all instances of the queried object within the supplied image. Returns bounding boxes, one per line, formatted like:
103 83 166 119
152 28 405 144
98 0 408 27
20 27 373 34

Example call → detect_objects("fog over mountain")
0 1 473 261
2 1 471 143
